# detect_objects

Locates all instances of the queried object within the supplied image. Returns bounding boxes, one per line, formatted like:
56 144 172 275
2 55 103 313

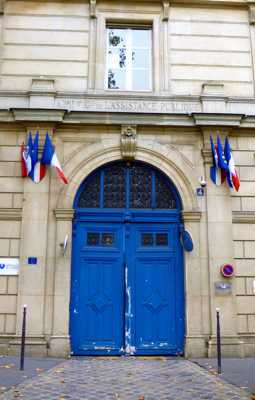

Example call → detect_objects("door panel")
70 220 184 356
135 258 176 348
70 223 124 355
126 223 184 355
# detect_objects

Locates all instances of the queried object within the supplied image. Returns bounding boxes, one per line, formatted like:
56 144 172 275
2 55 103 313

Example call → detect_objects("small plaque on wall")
196 187 204 197
0 258 19 275
28 257 37 265
215 281 232 296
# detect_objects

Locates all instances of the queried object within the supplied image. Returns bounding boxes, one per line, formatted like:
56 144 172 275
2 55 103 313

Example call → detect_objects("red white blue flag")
224 137 240 192
28 132 46 184
21 133 45 183
21 142 31 177
217 135 228 181
41 133 68 184
210 135 222 185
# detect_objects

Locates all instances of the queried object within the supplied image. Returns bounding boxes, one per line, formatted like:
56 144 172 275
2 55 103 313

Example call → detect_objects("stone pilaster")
182 211 208 358
249 5 255 96
202 128 244 357
16 129 53 345
48 209 74 357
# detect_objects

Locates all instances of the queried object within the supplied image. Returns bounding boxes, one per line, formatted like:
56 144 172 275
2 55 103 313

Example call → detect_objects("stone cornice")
12 109 66 122
232 211 255 223
0 110 15 122
182 211 202 222
192 113 243 126
64 112 194 126
84 0 255 6
0 93 255 119
0 109 250 127
1 92 255 126
54 209 74 221
0 208 22 221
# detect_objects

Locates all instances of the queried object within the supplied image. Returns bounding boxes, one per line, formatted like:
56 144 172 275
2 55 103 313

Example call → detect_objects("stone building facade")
0 0 255 358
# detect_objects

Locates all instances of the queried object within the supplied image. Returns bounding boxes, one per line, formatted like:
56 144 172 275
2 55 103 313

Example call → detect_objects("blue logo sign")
196 187 204 197
0 264 5 269
28 257 37 265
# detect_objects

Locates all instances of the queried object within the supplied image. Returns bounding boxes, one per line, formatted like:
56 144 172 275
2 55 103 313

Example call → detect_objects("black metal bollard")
20 305 27 371
216 308 222 375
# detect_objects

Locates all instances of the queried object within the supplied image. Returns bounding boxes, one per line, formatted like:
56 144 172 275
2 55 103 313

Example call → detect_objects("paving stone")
0 358 250 400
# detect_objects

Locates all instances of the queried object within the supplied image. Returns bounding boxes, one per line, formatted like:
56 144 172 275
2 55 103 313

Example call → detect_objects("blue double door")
70 216 184 356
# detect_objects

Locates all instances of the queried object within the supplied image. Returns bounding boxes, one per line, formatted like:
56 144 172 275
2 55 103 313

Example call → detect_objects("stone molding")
192 113 243 126
29 79 56 95
120 125 137 160
9 336 47 345
54 209 74 221
201 149 212 165
90 0 97 18
249 5 255 24
63 112 193 126
12 109 66 122
201 83 225 97
162 0 170 21
2 94 255 126
182 211 202 222
2 93 255 124
208 336 245 357
232 211 255 224
0 208 22 221
0 108 249 128
56 141 198 211
0 110 15 122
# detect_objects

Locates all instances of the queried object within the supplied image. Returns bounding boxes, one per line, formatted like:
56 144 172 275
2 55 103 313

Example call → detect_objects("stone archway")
50 139 203 357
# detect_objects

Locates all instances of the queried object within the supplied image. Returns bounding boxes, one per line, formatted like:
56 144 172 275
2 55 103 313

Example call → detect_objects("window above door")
106 27 152 91
75 161 180 210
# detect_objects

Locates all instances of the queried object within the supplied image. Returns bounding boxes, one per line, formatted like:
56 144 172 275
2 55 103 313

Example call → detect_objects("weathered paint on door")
70 161 185 356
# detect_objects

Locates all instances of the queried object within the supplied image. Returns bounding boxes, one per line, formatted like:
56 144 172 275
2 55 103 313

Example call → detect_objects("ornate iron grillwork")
77 172 100 208
130 164 152 208
156 172 176 209
103 164 126 208
76 161 177 210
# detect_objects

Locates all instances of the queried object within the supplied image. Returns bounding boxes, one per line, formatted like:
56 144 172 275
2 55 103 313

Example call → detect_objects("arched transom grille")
77 161 177 210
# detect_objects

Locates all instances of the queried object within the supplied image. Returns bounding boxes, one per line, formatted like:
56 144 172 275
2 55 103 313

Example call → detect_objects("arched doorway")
70 161 185 356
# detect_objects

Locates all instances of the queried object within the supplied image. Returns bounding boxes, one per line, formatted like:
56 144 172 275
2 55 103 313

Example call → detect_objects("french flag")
28 132 46 184
224 137 240 192
210 135 222 186
217 135 228 183
41 133 68 184
21 142 32 177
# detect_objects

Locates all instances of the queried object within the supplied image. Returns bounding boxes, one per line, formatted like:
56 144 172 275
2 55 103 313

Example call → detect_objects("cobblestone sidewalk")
0 358 250 400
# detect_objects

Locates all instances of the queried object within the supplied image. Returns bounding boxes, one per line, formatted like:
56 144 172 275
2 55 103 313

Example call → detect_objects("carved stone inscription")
55 98 202 114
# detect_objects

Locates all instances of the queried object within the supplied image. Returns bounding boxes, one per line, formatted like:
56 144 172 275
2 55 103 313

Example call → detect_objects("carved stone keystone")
120 125 137 160
0 1 4 14
90 0 97 18
162 1 170 21
249 5 255 24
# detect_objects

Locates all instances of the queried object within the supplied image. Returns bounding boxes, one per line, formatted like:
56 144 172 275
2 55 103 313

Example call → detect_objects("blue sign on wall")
28 257 37 265
0 258 19 275
196 187 204 197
